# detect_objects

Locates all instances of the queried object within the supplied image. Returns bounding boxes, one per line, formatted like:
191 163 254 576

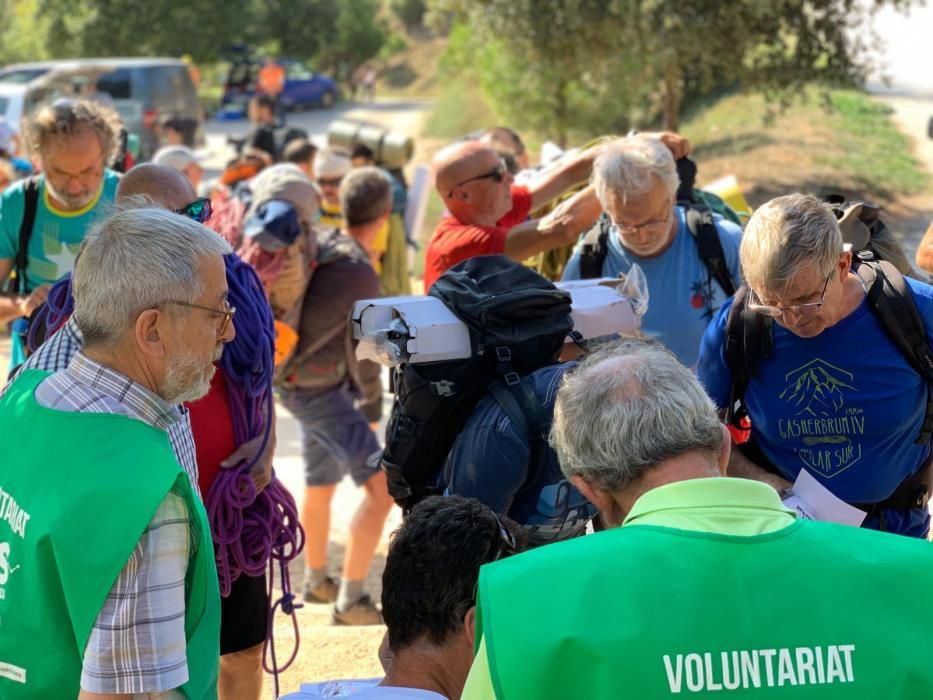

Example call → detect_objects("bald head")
117 163 196 210
433 141 500 196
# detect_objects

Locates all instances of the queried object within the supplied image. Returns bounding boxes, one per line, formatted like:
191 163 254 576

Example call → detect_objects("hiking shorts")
220 571 268 655
279 383 381 487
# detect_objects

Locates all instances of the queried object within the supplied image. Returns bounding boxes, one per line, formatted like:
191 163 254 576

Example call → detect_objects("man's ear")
135 308 167 360
717 423 732 476
464 605 477 648
570 475 620 525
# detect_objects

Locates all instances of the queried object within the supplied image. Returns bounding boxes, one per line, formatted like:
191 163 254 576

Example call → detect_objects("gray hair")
73 207 232 347
340 166 392 227
24 99 122 166
592 135 680 206
741 193 843 295
550 339 723 492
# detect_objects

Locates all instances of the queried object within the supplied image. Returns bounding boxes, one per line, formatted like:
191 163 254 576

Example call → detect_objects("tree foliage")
429 0 919 139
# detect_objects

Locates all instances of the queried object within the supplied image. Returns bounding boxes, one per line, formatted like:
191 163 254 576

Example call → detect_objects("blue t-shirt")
442 363 596 546
563 206 743 367
0 171 120 367
697 278 933 537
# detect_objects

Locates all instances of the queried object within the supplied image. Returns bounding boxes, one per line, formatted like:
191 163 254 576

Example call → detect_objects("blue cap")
243 199 302 251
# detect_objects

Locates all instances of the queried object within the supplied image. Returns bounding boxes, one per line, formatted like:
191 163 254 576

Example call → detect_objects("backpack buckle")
496 347 512 363
504 372 520 387
431 380 457 397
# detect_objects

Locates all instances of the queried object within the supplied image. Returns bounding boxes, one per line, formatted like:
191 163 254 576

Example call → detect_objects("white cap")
313 148 351 180
152 145 205 172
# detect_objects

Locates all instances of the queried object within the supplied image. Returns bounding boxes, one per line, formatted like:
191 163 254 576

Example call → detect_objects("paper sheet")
782 469 867 527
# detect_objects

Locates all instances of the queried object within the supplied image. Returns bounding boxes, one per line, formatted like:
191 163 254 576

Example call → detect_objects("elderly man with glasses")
562 134 743 367
698 193 933 538
423 132 688 291
0 99 123 371
0 207 232 698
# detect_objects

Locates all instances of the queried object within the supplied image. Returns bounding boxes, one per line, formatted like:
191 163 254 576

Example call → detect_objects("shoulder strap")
490 375 548 442
15 176 41 295
855 258 933 444
723 286 772 427
684 205 736 298
577 214 612 280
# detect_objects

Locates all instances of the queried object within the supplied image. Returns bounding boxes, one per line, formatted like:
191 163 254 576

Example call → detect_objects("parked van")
0 58 204 160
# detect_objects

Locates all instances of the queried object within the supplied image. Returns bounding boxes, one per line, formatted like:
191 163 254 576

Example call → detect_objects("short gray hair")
741 193 843 295
592 135 680 206
73 207 232 347
550 339 723 491
340 166 392 227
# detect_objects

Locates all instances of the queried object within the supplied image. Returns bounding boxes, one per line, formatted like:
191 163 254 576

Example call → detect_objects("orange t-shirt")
257 64 286 95
423 185 532 291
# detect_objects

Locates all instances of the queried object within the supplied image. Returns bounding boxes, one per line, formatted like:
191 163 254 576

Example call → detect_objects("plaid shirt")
34 353 193 696
10 317 200 491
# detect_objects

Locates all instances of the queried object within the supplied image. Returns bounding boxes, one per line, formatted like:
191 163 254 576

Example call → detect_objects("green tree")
390 0 427 30
430 0 918 137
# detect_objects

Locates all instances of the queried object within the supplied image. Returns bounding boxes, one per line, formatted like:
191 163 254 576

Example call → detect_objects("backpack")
724 253 933 447
577 157 738 296
380 255 575 511
825 194 917 278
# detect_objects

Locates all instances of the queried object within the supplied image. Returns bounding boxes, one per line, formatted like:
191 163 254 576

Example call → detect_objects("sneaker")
332 595 384 625
303 575 339 603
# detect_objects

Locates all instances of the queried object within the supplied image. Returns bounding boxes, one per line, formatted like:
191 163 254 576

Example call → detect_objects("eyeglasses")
748 272 833 320
174 197 212 223
161 298 236 336
612 198 675 236
447 158 508 197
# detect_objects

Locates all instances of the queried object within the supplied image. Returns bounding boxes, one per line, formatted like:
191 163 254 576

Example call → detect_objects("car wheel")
321 90 336 109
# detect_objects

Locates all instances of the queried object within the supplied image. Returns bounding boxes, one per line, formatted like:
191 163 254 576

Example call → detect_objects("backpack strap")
14 176 41 295
684 205 737 298
577 213 612 279
490 375 548 443
855 257 933 444
723 285 772 428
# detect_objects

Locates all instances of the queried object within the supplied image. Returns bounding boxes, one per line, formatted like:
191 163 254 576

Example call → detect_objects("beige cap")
247 163 320 227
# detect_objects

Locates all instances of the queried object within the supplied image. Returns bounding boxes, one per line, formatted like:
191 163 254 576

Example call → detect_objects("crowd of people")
1 90 933 700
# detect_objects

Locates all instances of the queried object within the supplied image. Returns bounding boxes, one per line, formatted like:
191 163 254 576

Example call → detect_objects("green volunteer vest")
0 370 220 698
478 520 933 698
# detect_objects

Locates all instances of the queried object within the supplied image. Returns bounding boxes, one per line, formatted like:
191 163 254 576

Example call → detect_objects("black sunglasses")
448 158 508 197
174 197 212 223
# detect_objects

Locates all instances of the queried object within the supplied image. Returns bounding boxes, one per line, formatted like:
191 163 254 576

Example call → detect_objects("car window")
286 63 313 81
96 69 133 99
150 66 192 103
0 97 8 116
0 69 47 84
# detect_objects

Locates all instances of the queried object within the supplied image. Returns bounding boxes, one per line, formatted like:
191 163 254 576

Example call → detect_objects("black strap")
490 376 548 441
854 257 933 444
684 206 737 297
14 176 40 295
723 285 772 428
577 214 612 279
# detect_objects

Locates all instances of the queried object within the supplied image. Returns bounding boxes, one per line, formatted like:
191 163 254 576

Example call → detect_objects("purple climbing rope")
26 275 73 353
204 253 305 691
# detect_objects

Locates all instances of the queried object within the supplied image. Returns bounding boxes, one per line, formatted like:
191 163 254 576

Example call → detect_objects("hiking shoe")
332 595 384 625
303 575 339 603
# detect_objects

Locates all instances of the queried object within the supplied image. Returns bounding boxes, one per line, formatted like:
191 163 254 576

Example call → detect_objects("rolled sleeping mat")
327 119 413 169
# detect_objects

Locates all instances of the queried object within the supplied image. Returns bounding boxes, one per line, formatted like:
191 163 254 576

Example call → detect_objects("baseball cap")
313 149 351 180
152 145 205 172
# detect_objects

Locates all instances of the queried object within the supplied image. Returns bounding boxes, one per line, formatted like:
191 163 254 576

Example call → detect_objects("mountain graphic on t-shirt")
779 359 856 417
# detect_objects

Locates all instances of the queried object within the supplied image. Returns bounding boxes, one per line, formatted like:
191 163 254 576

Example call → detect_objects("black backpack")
379 255 575 511
725 253 933 446
577 158 737 296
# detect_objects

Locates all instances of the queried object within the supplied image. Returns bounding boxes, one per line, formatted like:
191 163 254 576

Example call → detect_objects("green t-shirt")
0 170 120 290
0 171 119 368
